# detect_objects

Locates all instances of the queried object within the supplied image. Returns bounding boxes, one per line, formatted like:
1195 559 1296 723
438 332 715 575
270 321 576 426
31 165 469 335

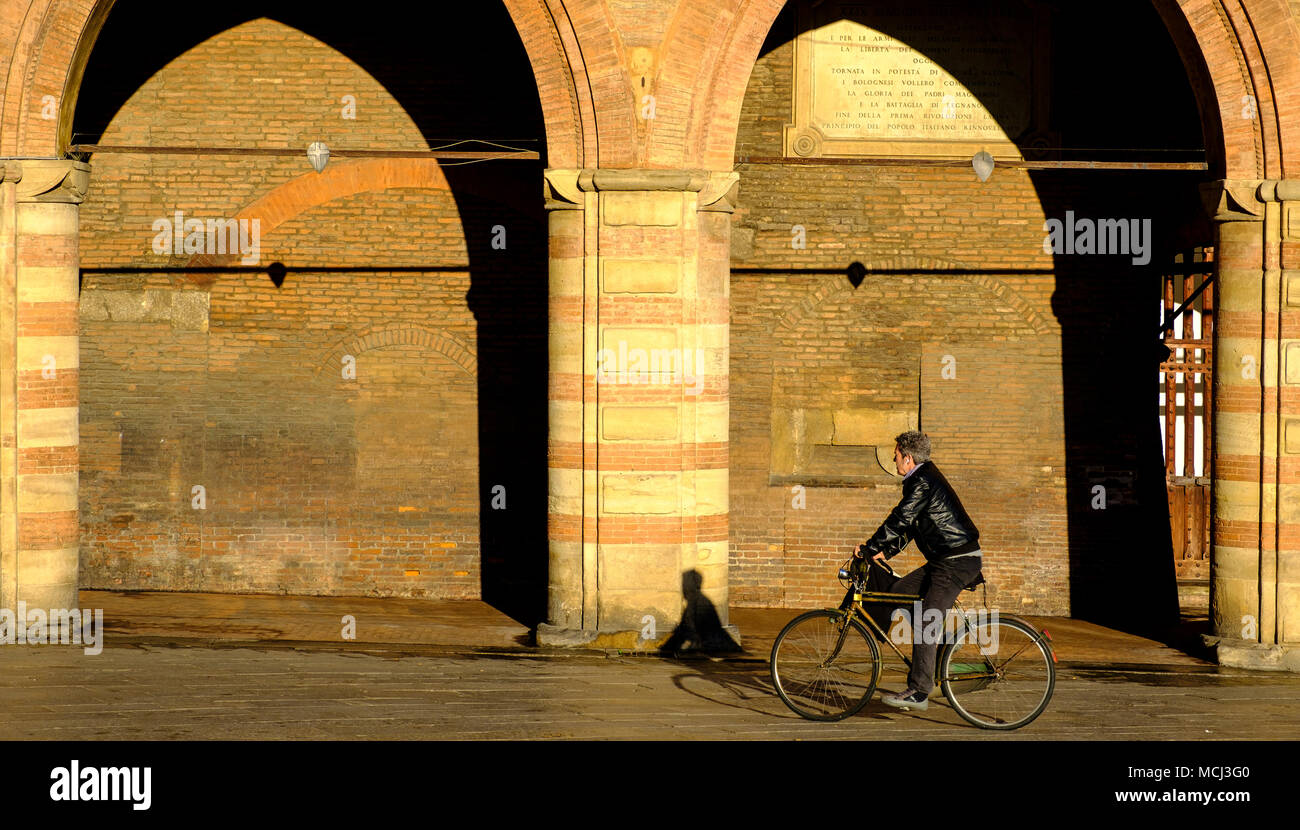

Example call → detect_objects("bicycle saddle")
963 572 985 591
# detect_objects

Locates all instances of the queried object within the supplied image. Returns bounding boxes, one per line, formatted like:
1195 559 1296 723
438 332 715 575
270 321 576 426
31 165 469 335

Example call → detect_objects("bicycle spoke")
987 638 1036 674
941 618 1054 730
771 610 880 721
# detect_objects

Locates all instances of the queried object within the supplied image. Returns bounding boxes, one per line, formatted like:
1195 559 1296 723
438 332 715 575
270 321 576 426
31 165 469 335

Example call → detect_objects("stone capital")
698 173 740 213
1199 179 1265 223
544 168 738 211
0 158 91 204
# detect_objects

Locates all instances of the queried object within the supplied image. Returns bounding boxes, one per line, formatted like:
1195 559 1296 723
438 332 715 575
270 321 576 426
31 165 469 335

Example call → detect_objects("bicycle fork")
821 611 855 668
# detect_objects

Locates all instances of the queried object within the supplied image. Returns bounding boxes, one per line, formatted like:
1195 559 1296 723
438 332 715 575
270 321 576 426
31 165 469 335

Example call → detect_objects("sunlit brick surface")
1 0 1299 647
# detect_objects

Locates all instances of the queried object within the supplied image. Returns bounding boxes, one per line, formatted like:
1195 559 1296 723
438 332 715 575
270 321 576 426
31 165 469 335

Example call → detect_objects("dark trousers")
887 557 984 696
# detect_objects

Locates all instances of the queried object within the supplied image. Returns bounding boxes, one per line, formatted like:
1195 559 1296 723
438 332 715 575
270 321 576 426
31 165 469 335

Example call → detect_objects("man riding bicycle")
851 430 983 711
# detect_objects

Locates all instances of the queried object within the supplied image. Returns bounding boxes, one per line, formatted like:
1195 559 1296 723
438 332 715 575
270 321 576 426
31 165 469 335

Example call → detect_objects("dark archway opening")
73 1 549 625
737 0 1209 636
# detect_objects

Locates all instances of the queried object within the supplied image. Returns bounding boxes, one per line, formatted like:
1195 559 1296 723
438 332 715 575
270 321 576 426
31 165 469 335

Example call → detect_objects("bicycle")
769 557 1057 729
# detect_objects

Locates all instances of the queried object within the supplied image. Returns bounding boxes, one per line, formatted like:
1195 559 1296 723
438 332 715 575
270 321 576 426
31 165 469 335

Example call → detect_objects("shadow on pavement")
659 570 743 655
666 659 796 719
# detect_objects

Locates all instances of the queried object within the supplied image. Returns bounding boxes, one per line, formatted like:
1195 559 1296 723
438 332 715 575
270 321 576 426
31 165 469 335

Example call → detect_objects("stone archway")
0 1 555 612
3 0 1300 662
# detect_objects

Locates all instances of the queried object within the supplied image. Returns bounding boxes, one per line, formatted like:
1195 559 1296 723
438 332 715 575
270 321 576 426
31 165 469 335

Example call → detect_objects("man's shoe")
880 689 929 711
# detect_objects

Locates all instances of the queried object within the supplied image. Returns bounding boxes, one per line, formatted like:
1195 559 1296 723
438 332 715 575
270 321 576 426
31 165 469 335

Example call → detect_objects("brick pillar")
538 168 737 648
1202 178 1300 670
0 158 89 613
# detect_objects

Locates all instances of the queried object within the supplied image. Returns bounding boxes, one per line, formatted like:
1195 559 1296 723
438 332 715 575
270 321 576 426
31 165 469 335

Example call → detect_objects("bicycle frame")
831 582 999 685
770 561 1059 727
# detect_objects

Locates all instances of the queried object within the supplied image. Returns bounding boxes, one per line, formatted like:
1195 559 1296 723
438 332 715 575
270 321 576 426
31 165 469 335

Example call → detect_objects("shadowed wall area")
727 0 1204 633
73 2 548 623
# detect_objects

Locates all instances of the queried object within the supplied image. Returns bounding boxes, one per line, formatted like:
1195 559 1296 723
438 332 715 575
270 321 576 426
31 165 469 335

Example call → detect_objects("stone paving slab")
729 608 1215 668
0 641 1293 740
81 590 532 648
79 590 1216 669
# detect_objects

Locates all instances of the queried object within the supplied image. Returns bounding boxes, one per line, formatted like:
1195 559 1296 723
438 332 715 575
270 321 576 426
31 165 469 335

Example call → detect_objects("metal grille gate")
1159 248 1214 582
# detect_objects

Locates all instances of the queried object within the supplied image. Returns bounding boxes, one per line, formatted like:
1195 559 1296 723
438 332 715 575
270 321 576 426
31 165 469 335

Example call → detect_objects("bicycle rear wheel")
770 609 881 721
940 615 1055 730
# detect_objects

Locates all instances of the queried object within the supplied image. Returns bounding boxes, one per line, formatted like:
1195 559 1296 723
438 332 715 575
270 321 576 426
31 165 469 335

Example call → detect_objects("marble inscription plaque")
785 2 1035 159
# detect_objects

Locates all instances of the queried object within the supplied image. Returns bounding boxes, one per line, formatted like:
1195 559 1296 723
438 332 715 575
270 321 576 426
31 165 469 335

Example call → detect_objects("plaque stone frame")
783 2 1041 161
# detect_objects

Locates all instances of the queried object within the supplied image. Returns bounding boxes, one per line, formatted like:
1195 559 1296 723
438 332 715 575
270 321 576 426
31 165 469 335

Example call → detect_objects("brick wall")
727 2 1210 620
77 14 547 603
70 0 1226 626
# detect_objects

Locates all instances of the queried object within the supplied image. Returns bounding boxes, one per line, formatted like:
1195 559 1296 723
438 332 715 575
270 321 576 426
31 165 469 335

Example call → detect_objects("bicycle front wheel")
770 609 881 721
940 615 1055 730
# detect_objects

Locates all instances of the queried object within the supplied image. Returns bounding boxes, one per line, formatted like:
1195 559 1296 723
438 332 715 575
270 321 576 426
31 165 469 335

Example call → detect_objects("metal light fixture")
307 141 330 173
972 150 995 182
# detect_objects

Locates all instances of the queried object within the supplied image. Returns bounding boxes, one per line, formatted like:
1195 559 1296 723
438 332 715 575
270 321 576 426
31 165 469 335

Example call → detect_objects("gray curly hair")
894 430 931 464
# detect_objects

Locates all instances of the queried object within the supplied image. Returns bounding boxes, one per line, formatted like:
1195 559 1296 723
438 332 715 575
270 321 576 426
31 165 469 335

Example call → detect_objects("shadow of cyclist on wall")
659 569 742 655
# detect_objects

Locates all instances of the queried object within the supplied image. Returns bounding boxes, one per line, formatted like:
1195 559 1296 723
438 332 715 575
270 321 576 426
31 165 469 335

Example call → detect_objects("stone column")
539 168 737 648
0 158 89 614
1202 178 1300 670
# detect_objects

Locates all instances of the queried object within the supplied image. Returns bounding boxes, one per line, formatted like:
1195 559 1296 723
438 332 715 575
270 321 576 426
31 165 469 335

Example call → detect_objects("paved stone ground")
1 641 1296 740
78 590 1219 667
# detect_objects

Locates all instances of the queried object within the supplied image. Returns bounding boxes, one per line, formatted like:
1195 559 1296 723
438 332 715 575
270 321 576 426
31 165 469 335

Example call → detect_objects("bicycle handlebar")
838 556 895 588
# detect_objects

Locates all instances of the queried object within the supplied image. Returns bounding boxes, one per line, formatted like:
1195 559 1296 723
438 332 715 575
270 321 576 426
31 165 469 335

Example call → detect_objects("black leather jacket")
863 461 980 562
